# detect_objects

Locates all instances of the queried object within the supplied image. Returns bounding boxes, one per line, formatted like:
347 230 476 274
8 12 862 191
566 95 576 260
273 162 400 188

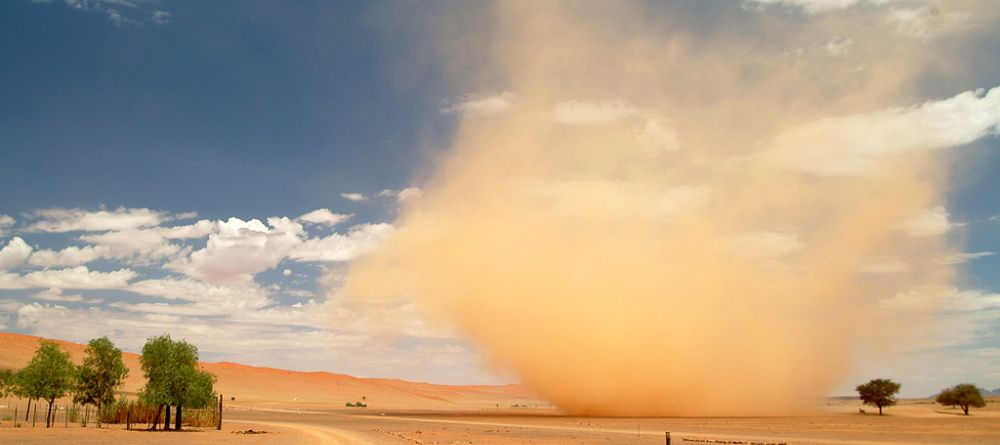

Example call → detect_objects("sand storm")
344 2 1000 416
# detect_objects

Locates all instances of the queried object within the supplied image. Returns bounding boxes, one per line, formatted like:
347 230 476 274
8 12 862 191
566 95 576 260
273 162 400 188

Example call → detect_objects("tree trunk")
152 404 162 430
96 402 101 428
164 404 171 430
46 399 53 428
25 398 31 421
175 404 182 431
878 404 883 416
962 404 969 415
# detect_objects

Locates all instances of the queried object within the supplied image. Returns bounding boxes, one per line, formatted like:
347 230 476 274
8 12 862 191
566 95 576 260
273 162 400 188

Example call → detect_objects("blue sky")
1 0 999 398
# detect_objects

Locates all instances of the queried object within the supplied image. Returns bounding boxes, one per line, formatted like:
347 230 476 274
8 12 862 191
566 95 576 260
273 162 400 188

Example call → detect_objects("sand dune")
0 332 539 410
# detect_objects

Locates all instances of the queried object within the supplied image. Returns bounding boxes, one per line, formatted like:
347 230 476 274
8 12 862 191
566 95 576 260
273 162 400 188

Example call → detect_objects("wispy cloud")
340 192 367 202
766 87 1000 176
33 0 170 26
441 92 516 116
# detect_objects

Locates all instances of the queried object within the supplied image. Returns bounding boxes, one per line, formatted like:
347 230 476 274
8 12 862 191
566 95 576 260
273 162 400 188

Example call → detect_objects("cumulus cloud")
377 187 424 203
27 221 213 267
32 288 101 304
0 214 14 237
290 223 393 263
298 208 352 226
0 237 32 270
902 205 958 237
767 87 1000 176
25 207 174 233
441 92 516 116
169 217 304 283
340 192 367 202
0 266 136 290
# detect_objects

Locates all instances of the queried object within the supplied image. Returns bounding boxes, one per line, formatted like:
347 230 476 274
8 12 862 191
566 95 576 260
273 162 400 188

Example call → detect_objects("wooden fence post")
217 394 223 430
665 431 671 445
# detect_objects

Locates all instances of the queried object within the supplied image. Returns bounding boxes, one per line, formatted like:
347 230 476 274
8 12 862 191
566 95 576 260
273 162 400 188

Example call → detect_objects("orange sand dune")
0 332 540 410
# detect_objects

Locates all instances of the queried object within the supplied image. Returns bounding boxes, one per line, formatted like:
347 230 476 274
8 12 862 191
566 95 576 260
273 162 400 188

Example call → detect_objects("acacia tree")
936 384 986 415
0 369 14 426
75 337 129 428
140 335 216 431
16 340 76 427
856 378 900 416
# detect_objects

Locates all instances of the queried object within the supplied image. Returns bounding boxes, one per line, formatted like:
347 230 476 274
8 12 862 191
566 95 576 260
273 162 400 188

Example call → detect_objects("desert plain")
2 333 998 445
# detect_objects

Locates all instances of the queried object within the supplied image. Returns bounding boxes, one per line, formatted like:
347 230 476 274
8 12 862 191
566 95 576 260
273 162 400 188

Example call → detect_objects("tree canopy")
856 378 900 416
75 336 129 427
935 383 986 415
0 368 14 399
15 340 77 427
139 334 216 430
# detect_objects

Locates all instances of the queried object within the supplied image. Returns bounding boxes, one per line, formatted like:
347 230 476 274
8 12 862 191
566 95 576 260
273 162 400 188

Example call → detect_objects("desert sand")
2 333 999 445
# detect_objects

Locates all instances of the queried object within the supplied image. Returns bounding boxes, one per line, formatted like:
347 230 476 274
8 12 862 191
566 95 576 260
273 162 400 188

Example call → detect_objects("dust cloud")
344 2 996 415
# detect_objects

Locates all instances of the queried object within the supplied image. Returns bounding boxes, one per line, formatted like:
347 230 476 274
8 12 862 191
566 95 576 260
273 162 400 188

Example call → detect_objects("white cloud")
290 223 393 263
25 207 172 233
151 9 170 25
938 251 994 265
0 214 14 237
377 187 424 204
298 208 352 227
32 288 102 304
0 266 136 290
552 99 637 124
0 237 32 270
766 86 1000 176
41 0 167 26
27 222 209 267
902 205 957 237
168 217 304 283
746 0 902 14
129 277 268 303
340 192 367 202
880 287 1000 312
395 187 424 203
442 92 516 116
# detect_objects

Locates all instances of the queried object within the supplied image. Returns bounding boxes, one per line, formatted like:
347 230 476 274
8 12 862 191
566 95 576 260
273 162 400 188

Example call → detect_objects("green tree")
935 384 986 415
0 369 14 426
856 378 901 416
16 340 76 427
0 369 14 398
75 337 129 428
139 335 216 431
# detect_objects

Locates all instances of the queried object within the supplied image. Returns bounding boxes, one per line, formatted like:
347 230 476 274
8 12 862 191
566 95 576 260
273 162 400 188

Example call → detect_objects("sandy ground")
4 333 999 444
0 421 312 445
218 400 1000 445
2 399 998 444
